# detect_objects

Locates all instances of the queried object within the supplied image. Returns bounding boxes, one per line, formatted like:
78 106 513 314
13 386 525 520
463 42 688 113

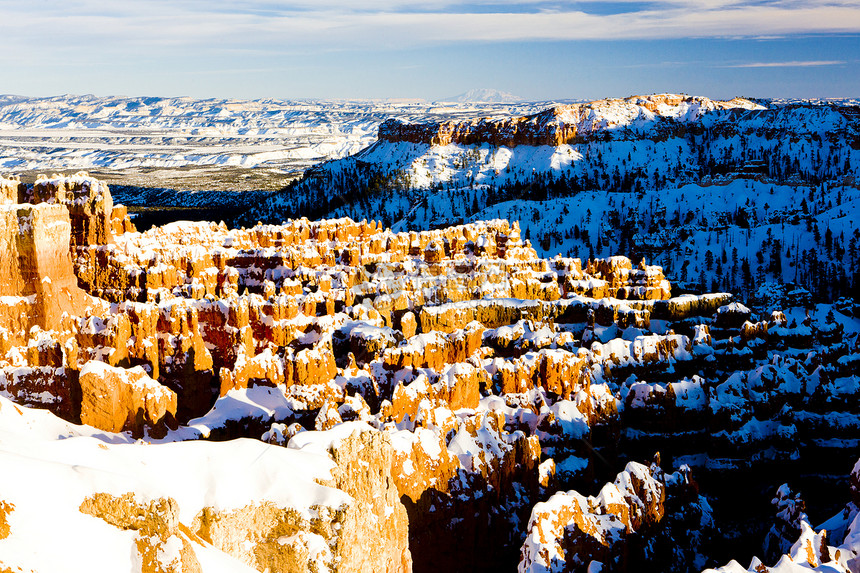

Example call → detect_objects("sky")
0 0 858 101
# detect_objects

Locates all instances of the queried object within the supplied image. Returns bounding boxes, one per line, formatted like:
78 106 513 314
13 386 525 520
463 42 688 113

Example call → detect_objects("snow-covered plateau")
0 94 551 177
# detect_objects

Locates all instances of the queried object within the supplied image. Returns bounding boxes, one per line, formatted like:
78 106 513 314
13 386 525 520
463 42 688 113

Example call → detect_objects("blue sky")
0 0 858 100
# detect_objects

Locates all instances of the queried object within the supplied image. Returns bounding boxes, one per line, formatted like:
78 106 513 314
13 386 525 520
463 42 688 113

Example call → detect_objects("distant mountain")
444 89 523 103
0 94 546 174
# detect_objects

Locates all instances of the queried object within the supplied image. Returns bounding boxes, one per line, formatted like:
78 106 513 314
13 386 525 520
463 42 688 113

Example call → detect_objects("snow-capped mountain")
443 89 523 103
244 94 860 303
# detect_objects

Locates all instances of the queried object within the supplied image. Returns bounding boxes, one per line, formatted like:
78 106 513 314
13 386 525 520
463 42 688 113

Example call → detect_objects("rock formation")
703 459 860 573
79 361 178 438
27 172 116 247
289 423 413 573
0 173 858 572
378 95 761 148
518 459 714 573
79 493 202 573
0 202 96 335
0 394 409 573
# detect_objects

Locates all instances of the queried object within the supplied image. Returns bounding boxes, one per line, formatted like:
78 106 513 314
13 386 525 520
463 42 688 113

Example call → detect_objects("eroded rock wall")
378 95 760 147
0 203 94 336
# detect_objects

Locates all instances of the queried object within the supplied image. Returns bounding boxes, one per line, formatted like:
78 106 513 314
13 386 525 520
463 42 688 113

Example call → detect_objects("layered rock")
27 172 114 247
358 363 545 573
0 176 25 204
0 203 94 335
0 396 409 573
288 424 413 573
1 174 859 572
79 361 178 438
378 95 761 148
79 493 201 573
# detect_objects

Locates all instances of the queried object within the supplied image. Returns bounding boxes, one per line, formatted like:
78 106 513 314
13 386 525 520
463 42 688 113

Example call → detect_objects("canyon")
0 171 858 572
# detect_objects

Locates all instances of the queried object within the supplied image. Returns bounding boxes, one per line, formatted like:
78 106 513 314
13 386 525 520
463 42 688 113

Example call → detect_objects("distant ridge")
443 88 522 103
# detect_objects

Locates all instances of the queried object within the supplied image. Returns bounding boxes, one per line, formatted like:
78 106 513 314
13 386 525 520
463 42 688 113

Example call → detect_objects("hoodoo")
0 164 857 573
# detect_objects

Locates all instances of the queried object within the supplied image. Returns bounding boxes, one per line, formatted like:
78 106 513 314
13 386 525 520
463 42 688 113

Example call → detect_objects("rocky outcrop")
79 361 177 437
0 175 129 351
0 365 80 421
714 302 752 330
762 483 808 562
110 204 136 236
0 176 25 204
316 425 413 573
80 493 201 573
0 396 400 573
0 500 12 540
519 459 716 573
378 95 760 148
27 173 114 247
376 366 545 573
0 203 94 336
518 460 710 573
2 174 859 572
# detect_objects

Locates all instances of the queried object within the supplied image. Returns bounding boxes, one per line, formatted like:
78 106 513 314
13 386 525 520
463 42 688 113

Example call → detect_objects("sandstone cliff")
0 203 95 335
377 95 762 148
27 172 115 247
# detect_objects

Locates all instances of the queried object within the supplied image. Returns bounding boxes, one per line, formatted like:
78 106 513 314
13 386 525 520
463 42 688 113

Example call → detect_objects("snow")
519 461 664 573
706 512 860 572
287 420 374 456
341 321 397 347
0 94 553 174
183 386 294 439
250 95 860 307
591 334 692 366
0 394 351 573
80 361 167 395
555 455 589 477
549 399 589 440
672 378 707 411
445 89 523 104
718 302 751 314
785 305 860 336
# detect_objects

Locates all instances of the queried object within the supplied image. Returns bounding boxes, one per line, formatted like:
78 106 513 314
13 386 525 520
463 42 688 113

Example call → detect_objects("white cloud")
0 0 858 52
727 60 848 67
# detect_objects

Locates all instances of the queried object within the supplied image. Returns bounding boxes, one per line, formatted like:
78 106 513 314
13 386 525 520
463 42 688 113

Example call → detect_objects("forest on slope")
243 95 860 305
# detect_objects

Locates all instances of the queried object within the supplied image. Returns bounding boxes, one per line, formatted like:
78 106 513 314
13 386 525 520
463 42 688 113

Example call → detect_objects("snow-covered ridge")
244 92 860 303
1 93 854 176
378 94 768 147
445 88 523 103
